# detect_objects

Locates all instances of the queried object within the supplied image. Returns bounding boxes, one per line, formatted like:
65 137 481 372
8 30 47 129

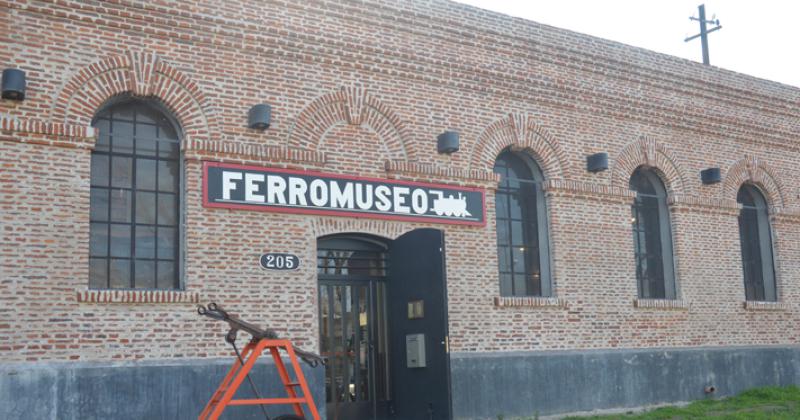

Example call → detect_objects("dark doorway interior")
317 229 451 420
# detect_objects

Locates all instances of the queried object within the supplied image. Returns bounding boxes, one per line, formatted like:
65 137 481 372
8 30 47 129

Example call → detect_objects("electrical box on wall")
406 333 426 368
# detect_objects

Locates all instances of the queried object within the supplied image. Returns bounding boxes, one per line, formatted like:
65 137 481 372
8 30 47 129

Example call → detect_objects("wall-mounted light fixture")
2 69 26 100
586 152 609 172
248 104 271 130
437 131 459 154
700 167 721 184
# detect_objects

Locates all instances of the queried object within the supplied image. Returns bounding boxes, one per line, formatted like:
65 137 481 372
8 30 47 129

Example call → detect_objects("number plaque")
259 253 300 271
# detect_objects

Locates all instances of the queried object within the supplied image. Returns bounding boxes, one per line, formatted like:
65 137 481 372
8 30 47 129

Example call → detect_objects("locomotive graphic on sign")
430 192 472 217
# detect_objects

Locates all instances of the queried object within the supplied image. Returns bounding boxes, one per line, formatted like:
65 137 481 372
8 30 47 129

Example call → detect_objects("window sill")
76 289 200 304
633 298 690 310
493 296 568 309
743 301 788 311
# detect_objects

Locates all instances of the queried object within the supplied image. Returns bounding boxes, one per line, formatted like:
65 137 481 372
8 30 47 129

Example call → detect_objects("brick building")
1 0 799 419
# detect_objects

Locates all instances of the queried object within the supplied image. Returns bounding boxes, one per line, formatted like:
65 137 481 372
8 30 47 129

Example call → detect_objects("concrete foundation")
0 358 326 420
450 345 800 419
3 345 799 419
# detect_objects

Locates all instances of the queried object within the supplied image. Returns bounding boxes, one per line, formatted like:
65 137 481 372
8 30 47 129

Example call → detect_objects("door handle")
441 335 449 353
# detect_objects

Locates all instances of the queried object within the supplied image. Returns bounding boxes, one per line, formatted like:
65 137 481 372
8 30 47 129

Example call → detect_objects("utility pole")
684 4 722 65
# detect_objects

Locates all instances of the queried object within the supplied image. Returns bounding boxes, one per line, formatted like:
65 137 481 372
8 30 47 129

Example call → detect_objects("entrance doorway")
317 235 391 420
317 229 452 420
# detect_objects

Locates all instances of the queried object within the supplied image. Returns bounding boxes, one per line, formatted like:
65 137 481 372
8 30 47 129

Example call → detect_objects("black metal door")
387 228 452 420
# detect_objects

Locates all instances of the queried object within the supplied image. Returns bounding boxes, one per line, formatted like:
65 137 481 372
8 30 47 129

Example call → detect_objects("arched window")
493 150 551 296
737 184 777 301
629 167 676 299
89 99 182 289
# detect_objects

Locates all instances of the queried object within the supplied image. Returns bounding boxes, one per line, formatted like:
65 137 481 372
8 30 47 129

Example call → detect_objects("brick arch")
309 218 415 241
722 156 786 209
469 113 568 179
611 135 690 195
51 50 218 141
287 85 412 160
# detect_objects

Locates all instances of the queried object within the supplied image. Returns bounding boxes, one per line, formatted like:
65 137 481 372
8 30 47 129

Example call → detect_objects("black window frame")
493 150 552 297
737 184 777 302
88 99 183 290
629 166 677 300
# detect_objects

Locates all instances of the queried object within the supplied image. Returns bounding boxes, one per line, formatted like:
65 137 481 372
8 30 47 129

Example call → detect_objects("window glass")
135 191 157 224
135 260 156 289
90 155 109 187
109 259 131 289
629 167 675 299
89 258 108 289
158 160 179 192
90 189 109 222
157 227 177 260
89 223 108 257
493 151 551 296
110 156 133 188
109 189 132 223
158 193 177 225
89 101 181 289
112 121 134 153
135 226 156 259
136 159 157 190
737 184 776 301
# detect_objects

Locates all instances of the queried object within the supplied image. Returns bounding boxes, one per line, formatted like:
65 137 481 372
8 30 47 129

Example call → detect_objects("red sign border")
202 161 486 227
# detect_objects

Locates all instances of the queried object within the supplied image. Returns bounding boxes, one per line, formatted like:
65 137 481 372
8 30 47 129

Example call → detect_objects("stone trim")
611 135 690 196
772 209 800 223
743 301 789 311
668 195 740 216
493 296 568 309
76 289 200 304
288 85 412 160
469 113 568 178
0 113 95 149
721 156 787 209
184 137 326 165
633 298 690 310
543 179 636 202
384 160 498 186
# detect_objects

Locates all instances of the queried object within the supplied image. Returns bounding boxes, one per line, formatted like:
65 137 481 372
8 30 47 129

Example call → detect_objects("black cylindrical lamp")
437 131 459 154
248 104 271 130
2 69 26 101
700 167 721 184
586 152 609 172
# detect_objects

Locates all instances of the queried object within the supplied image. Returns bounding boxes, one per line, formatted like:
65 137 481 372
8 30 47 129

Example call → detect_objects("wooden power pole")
684 4 722 65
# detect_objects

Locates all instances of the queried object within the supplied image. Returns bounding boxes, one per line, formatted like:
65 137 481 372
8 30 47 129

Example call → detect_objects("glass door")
318 236 390 420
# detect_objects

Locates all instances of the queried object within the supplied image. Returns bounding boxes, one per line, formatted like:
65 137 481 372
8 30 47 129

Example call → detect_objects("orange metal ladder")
199 338 321 420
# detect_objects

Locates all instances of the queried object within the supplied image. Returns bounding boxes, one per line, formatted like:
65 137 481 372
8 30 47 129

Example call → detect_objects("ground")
557 386 800 419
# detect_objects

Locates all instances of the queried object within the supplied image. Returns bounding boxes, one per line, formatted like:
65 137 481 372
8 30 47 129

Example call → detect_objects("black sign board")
260 253 300 270
203 162 485 226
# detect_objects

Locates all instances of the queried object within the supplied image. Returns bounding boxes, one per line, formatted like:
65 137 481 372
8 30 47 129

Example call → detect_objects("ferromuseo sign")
203 162 485 226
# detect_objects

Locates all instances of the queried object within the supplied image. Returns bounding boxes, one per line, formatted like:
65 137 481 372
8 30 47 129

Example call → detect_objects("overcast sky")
454 0 800 88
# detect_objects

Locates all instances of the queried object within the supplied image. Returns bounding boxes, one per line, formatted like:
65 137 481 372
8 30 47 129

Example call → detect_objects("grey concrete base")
0 358 325 420
4 346 799 419
450 345 800 419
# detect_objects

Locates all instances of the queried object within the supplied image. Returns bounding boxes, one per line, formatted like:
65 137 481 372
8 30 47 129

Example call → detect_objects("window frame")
89 97 185 290
629 167 677 300
493 150 552 297
737 184 777 302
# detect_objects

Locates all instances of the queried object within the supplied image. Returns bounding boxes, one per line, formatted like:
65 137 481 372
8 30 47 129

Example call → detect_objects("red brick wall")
1 0 799 362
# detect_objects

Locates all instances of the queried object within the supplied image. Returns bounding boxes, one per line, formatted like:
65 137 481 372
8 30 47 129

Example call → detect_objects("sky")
454 0 800 88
